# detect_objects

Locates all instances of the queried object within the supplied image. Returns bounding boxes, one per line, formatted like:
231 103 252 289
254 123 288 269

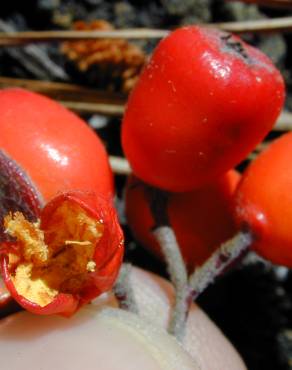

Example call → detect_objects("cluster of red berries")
123 26 288 269
0 25 289 317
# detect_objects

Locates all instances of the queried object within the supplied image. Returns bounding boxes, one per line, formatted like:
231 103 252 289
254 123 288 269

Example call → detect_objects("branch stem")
113 263 138 314
152 226 189 341
189 232 252 300
149 185 253 342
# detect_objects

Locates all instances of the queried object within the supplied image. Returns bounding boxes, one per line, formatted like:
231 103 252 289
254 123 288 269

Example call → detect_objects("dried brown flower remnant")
61 20 146 93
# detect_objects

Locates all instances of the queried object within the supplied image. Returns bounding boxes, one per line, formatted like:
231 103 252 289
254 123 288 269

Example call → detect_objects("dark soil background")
0 1 292 369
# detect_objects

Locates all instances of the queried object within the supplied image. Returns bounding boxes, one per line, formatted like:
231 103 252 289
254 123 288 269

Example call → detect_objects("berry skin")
122 26 284 192
0 88 114 204
126 170 240 270
234 133 292 267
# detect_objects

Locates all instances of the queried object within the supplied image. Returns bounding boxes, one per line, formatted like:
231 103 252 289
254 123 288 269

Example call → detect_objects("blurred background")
0 1 292 369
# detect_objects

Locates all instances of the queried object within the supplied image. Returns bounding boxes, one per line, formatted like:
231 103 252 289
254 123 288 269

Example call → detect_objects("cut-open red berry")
1 192 123 316
0 89 124 315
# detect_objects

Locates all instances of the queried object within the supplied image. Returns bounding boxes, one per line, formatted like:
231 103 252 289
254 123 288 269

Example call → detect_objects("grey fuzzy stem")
168 284 193 342
152 226 189 341
189 231 252 300
113 263 138 314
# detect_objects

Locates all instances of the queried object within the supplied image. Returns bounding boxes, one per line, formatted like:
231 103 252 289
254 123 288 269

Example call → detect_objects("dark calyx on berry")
0 150 42 241
220 33 250 62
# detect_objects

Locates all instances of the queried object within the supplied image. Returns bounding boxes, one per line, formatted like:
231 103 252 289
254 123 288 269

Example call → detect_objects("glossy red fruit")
0 88 114 233
1 192 123 316
234 133 292 267
0 88 113 204
0 89 124 315
126 170 240 270
122 26 285 192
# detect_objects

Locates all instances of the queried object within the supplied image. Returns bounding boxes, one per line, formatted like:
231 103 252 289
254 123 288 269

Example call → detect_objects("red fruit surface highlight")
122 26 285 192
234 133 292 267
126 170 240 270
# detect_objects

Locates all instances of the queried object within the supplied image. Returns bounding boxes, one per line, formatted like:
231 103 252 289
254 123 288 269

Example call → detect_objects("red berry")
126 170 240 270
234 133 292 267
0 89 123 315
0 88 113 203
122 26 284 192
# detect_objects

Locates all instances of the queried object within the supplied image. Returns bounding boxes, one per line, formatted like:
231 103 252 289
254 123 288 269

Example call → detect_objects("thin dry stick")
61 101 124 116
0 76 126 104
0 29 169 45
8 29 168 41
1 16 292 47
0 76 125 116
216 16 292 33
189 232 252 300
113 263 138 314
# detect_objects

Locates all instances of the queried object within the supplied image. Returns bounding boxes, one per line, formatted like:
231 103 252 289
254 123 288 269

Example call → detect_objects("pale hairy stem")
147 186 254 342
189 232 253 299
113 263 138 314
152 226 189 341
151 220 253 342
148 187 190 340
